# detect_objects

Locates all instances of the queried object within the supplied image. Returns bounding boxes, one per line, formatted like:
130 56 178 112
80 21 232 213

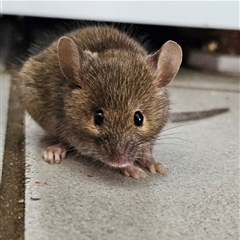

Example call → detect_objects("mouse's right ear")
57 37 81 82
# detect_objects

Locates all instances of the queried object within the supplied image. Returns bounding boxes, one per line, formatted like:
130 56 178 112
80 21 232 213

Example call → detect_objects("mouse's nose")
109 154 130 168
106 140 136 168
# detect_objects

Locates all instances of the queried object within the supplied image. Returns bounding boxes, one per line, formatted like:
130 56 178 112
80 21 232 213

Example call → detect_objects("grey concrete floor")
1 68 240 240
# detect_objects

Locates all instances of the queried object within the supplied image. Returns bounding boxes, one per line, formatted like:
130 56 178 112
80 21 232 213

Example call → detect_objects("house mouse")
17 25 226 179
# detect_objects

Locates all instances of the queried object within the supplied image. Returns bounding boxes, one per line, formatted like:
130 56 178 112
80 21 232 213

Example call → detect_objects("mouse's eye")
94 110 104 126
134 111 144 127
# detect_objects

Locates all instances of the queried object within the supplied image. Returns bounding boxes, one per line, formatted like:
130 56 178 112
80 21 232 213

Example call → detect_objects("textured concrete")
0 73 11 182
24 69 239 240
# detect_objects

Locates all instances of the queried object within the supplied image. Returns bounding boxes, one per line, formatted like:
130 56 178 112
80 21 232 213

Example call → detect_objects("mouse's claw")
43 143 67 164
155 162 168 174
120 165 147 179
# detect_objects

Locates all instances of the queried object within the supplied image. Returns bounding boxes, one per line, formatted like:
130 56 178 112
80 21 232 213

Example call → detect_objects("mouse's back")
68 25 147 56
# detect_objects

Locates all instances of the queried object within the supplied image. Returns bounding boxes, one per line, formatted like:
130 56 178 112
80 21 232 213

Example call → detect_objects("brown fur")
18 25 182 177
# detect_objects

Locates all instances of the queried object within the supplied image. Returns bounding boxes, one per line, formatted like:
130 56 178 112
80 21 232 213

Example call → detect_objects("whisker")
154 142 190 148
157 136 194 144
160 132 185 137
161 122 196 133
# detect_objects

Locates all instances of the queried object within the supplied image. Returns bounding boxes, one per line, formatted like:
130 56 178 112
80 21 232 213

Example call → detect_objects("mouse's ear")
146 41 182 88
57 37 80 81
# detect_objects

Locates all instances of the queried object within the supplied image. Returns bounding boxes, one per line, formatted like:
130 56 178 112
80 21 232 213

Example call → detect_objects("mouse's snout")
106 141 137 168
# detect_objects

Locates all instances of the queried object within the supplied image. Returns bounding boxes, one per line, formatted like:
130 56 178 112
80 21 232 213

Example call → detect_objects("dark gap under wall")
1 15 239 70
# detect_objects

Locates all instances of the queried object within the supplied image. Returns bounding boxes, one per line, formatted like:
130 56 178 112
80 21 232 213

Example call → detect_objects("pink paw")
43 143 67 164
137 154 168 175
120 165 147 179
144 161 168 175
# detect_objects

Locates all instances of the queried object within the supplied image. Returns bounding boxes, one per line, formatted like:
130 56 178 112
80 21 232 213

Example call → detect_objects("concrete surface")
22 69 239 240
0 73 11 182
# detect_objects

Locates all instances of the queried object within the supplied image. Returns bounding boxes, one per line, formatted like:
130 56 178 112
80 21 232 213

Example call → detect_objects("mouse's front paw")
138 157 168 175
43 143 67 164
147 161 168 174
120 165 147 179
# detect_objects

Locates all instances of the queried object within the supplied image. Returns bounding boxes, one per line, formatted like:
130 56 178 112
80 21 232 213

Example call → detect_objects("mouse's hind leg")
137 146 168 175
43 142 67 164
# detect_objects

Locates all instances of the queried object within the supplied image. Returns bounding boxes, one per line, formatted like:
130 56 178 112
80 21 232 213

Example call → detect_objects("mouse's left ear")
146 41 182 88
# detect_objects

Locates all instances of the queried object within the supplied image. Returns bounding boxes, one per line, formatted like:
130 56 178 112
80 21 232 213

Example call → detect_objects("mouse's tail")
169 108 229 123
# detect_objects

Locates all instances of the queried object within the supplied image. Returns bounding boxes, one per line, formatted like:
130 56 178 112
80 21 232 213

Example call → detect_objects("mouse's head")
57 37 182 168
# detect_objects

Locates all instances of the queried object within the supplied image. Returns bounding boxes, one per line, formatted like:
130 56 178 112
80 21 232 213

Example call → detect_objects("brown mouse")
18 25 183 179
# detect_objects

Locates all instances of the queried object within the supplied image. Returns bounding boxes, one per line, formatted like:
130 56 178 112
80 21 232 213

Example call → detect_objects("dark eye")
94 110 104 126
134 111 144 127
